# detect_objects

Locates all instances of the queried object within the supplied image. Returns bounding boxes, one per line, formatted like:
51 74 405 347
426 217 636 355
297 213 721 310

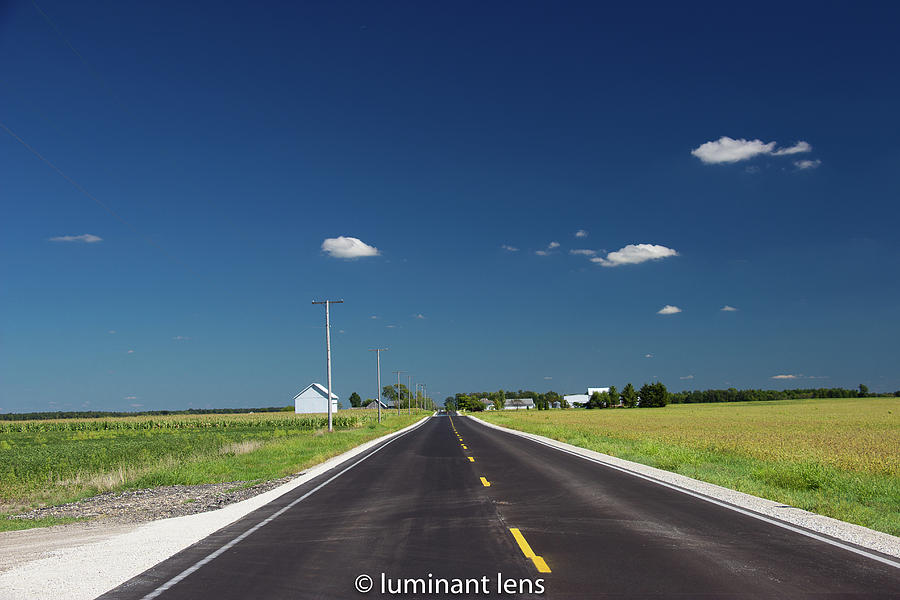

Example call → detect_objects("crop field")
479 398 900 536
0 409 425 531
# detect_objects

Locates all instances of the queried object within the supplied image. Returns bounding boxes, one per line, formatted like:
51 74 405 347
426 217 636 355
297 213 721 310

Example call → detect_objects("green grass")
478 398 900 536
0 409 426 529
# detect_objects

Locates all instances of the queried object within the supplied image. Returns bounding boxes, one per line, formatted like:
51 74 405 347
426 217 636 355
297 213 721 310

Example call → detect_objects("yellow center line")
509 528 551 573
468 456 475 462
480 476 491 487
462 445 468 449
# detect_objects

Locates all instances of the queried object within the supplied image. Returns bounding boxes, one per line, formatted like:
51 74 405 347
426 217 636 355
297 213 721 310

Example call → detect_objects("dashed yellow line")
480 476 491 487
462 445 468 449
509 528 551 573
468 456 475 462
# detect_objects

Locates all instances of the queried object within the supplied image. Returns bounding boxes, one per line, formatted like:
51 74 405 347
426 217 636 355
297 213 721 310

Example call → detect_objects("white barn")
293 383 339 414
565 387 610 407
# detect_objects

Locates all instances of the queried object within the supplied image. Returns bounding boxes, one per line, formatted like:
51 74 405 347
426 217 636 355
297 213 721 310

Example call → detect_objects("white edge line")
467 415 900 570
141 417 430 599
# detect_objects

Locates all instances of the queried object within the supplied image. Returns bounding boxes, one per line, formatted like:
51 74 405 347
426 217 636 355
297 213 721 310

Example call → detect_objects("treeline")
0 406 293 421
446 390 563 412
669 385 898 404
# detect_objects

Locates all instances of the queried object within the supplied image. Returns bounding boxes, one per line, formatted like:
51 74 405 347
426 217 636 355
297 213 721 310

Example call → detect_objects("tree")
588 391 606 409
859 384 869 397
444 397 456 411
620 383 637 408
349 392 362 408
492 398 504 411
638 381 669 407
608 385 618 408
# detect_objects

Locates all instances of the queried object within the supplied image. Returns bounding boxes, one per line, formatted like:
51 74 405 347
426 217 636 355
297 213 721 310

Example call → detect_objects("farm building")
564 387 610 407
293 383 339 414
504 398 535 410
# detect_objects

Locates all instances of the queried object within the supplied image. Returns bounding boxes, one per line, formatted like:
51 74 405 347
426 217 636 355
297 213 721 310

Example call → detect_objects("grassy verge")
477 398 900 536
0 409 426 531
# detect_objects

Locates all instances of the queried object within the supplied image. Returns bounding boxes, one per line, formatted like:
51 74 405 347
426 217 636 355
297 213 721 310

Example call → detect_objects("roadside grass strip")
509 528 551 573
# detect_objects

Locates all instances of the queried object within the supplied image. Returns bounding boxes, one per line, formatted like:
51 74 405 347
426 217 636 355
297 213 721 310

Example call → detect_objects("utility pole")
407 375 412 415
368 348 387 424
422 383 427 411
312 299 343 432
392 370 405 416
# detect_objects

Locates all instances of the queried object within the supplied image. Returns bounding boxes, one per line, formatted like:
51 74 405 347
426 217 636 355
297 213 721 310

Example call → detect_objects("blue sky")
2 1 899 412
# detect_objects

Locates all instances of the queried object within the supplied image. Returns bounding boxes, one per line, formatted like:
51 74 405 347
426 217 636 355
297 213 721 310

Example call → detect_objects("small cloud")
124 395 137 400
773 141 812 156
338 329 345 334
172 335 191 341
720 305 739 312
414 314 426 320
592 244 678 267
535 250 549 256
657 305 682 315
536 241 561 256
501 244 519 252
569 249 596 256
385 324 397 329
691 136 811 164
575 230 588 238
745 165 761 174
108 330 116 334
321 236 380 259
370 315 378 319
548 241 560 249
126 349 135 354
130 403 143 408
680 375 694 380
49 233 103 243
543 376 552 380
644 353 654 358
771 374 800 380
794 159 822 170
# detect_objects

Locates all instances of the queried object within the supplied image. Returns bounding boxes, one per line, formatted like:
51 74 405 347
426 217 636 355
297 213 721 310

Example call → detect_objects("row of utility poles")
313 300 432 432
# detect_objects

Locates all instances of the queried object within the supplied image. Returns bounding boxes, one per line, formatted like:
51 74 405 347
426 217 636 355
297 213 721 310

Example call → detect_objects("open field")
0 409 425 531
479 398 900 536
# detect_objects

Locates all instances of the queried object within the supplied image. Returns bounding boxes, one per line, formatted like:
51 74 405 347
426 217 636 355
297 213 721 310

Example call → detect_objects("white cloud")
680 375 694 380
536 241 561 256
591 243 678 267
172 336 191 341
49 233 102 243
130 403 143 408
108 330 116 334
535 250 549 256
501 244 519 252
126 349 134 354
644 353 654 358
548 241 560 249
569 249 596 256
773 141 812 155
794 159 822 170
691 136 812 164
321 236 380 259
543 376 552 380
771 374 800 380
124 395 137 400
657 305 682 315
385 325 397 329
414 314 425 320
720 305 739 312
370 315 378 319
575 230 588 238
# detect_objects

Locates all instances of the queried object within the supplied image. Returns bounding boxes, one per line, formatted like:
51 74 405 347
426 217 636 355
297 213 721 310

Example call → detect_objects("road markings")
509 528 551 573
138 418 430 599
462 445 468 449
468 457 475 462
480 476 491 487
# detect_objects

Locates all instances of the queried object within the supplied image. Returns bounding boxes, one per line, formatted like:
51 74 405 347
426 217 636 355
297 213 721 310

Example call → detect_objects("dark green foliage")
638 382 669 407
349 392 362 408
667 387 875 404
621 383 637 408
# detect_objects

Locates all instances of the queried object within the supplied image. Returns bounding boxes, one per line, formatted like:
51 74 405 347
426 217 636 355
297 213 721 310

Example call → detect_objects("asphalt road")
101 414 900 599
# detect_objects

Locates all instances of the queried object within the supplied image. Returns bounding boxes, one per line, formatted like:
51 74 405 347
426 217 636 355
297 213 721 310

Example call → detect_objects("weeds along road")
102 414 900 599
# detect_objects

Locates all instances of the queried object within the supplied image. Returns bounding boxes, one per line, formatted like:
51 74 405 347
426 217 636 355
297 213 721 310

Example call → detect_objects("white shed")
293 383 339 414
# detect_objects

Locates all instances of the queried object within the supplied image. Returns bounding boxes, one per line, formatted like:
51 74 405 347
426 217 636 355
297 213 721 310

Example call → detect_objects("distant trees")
859 384 869 398
620 383 637 408
667 387 875 404
608 385 618 407
349 392 362 408
638 382 669 407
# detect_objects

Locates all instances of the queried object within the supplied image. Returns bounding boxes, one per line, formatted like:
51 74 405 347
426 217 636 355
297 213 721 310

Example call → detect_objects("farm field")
0 409 425 531
478 397 900 536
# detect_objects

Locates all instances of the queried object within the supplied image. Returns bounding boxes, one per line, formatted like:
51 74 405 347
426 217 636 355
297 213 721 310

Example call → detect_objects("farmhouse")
293 383 339 414
504 398 535 410
564 387 610 407
365 399 391 409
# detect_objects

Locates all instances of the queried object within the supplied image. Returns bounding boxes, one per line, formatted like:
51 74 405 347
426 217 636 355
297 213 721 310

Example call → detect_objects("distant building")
293 383 339 414
504 398 534 410
564 387 610 407
364 399 390 409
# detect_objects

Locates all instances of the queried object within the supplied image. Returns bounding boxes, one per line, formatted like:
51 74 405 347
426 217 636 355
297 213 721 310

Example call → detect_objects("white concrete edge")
0 416 431 600
467 415 900 564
